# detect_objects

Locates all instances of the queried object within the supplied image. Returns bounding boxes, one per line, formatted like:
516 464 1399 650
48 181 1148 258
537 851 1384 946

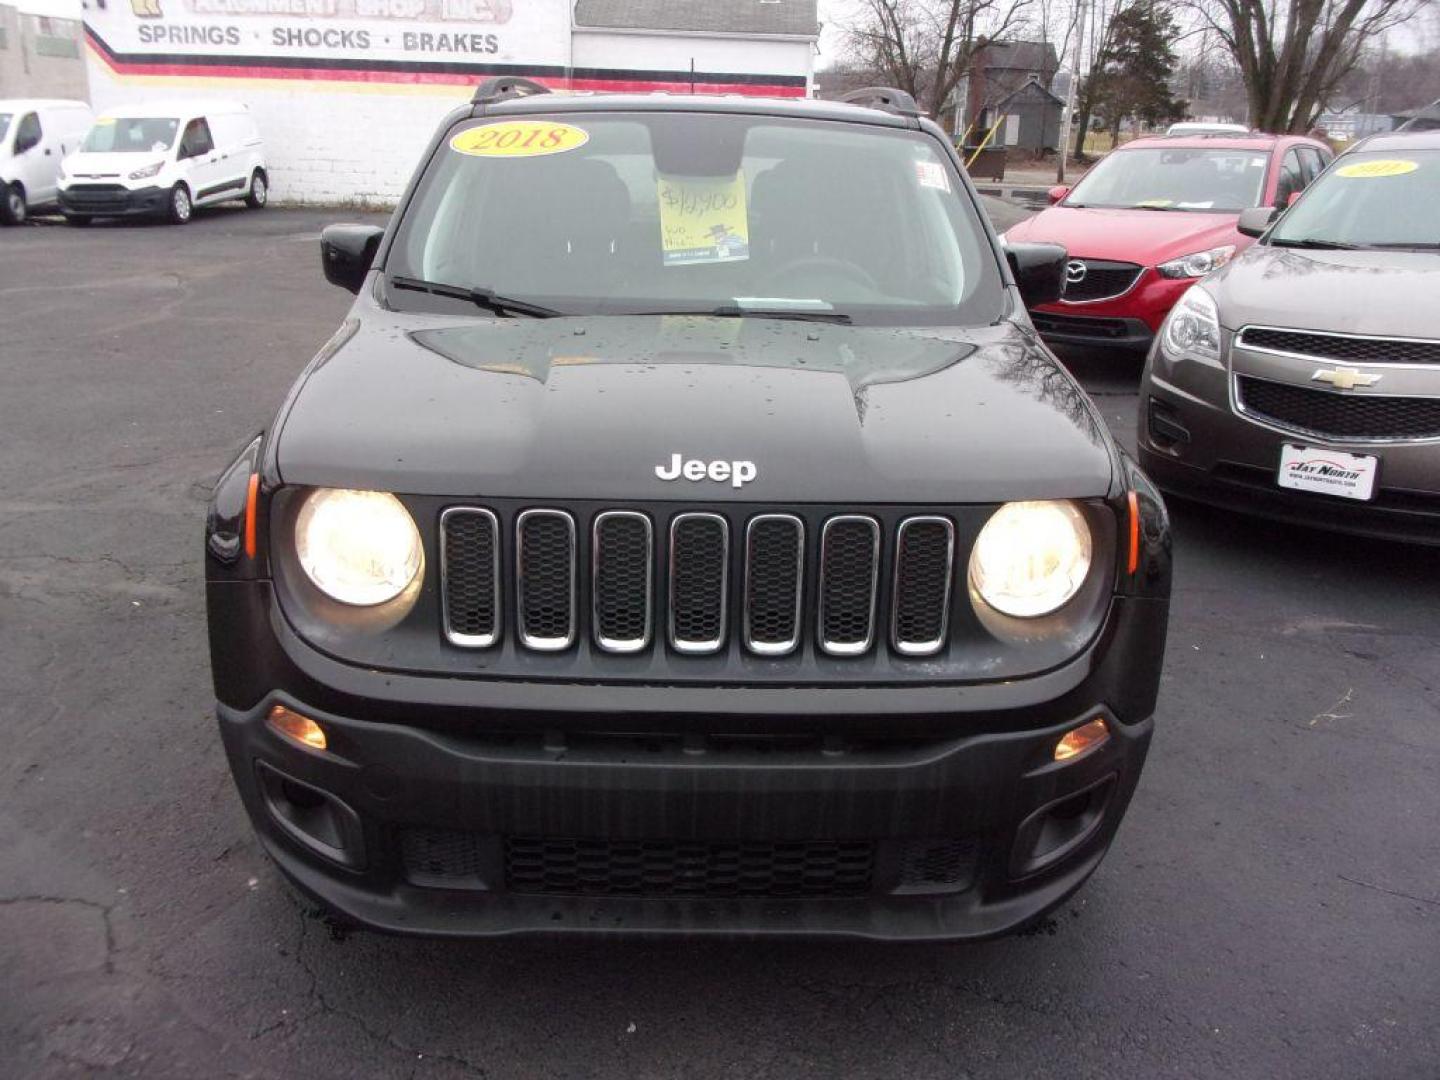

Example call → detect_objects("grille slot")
1239 327 1440 366
743 514 804 655
1062 259 1142 302
440 507 500 648
516 509 577 650
592 511 653 653
668 513 729 654
1237 376 1440 441
402 829 490 890
505 835 875 898
897 838 980 893
891 517 955 656
818 516 881 656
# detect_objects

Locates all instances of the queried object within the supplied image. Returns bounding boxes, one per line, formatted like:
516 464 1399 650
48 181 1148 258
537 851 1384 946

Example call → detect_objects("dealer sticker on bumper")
1277 444 1378 501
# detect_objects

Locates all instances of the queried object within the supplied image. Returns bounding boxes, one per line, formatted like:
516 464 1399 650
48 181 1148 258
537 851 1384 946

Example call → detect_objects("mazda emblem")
1065 260 1088 285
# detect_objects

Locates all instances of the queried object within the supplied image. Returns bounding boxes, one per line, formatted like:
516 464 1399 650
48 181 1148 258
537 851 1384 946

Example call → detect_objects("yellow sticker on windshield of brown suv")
1336 159 1418 179
450 121 589 158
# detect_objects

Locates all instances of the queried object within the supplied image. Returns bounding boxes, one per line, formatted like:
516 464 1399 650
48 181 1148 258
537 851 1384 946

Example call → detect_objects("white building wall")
570 31 812 87
80 3 816 205
86 63 471 204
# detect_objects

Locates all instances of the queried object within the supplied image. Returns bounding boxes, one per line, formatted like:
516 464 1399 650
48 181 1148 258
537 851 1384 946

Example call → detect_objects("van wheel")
245 170 268 209
168 183 193 224
1 184 26 225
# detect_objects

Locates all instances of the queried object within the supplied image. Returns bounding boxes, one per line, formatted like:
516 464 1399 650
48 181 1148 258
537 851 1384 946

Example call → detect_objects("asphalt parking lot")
2 205 1437 1080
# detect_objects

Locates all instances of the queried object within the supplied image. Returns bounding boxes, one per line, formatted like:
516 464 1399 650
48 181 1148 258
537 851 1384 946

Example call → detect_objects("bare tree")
1191 0 1424 132
844 0 1036 119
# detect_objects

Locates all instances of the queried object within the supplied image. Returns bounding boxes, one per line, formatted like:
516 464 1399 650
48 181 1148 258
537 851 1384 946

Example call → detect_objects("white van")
58 100 267 225
0 100 94 225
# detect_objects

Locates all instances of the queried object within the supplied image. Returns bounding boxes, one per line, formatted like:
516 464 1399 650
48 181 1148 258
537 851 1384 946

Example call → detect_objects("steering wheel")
755 255 880 296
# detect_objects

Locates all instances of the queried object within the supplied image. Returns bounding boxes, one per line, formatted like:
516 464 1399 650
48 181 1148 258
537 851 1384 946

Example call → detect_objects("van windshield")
82 117 179 154
0 114 11 145
387 111 1005 327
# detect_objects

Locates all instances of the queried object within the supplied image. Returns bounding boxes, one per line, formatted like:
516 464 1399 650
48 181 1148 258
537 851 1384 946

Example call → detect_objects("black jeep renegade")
205 79 1171 940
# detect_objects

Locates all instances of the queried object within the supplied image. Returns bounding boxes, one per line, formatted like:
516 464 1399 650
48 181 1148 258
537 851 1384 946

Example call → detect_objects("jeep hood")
275 314 1115 503
1207 244 1440 336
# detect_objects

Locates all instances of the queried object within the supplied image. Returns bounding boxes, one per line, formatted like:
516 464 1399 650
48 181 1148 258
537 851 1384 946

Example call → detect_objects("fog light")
267 705 327 751
1054 717 1109 761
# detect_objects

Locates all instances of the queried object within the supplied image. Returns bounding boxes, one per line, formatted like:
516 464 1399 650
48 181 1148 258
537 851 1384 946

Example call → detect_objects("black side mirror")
320 224 384 294
1237 206 1278 238
1005 242 1068 308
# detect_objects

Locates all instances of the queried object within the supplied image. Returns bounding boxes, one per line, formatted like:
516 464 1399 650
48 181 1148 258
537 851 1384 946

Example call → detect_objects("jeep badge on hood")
655 453 758 488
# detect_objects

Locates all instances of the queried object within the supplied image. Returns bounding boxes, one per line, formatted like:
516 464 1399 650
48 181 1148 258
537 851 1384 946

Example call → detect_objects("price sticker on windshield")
450 121 589 158
1335 159 1418 179
657 171 751 267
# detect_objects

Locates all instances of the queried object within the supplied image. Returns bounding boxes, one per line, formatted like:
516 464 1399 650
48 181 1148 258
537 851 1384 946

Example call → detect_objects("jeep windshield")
1064 147 1269 212
386 111 1006 327
1269 150 1439 250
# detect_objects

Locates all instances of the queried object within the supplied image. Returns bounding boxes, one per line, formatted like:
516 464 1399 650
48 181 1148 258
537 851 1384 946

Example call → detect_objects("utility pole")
1056 0 1088 183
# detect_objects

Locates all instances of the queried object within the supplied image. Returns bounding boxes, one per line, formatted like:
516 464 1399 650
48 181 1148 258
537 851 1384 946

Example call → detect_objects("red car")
1004 133 1333 351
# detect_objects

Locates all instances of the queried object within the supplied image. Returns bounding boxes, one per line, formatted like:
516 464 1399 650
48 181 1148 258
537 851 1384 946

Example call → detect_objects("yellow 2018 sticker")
450 121 589 158
1336 158 1418 179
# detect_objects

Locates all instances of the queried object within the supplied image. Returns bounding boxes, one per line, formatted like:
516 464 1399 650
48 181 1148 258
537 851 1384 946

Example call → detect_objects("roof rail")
839 86 921 118
472 76 551 106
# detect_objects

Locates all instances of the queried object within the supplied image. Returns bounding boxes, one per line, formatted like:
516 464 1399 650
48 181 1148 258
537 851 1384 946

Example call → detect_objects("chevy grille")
1237 376 1440 441
1239 327 1440 366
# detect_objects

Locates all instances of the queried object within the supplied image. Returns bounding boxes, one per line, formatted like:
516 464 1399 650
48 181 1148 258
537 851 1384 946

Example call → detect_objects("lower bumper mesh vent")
505 836 875 898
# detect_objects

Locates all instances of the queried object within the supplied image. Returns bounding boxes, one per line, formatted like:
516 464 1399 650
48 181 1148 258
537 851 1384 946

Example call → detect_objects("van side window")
180 119 215 159
16 112 42 152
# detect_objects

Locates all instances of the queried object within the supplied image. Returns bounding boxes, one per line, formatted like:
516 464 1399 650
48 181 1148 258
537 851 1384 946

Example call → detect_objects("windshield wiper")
1269 237 1365 251
706 305 853 324
388 275 560 318
1363 242 1440 250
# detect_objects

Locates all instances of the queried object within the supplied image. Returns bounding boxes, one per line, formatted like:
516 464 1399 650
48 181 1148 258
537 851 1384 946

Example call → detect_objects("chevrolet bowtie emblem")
1312 366 1381 390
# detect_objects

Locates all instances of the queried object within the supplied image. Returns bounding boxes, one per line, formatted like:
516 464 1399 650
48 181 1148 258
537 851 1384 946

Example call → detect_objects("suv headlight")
1157 245 1235 279
295 488 422 606
1160 286 1221 362
128 161 163 181
969 500 1092 618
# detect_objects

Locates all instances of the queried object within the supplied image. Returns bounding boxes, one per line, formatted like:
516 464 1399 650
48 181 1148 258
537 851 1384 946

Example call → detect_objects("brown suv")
1139 131 1440 543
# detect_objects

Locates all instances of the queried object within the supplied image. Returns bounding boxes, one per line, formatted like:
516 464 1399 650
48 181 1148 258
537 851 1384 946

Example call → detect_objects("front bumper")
1140 370 1440 545
58 183 167 217
210 580 1165 940
1033 272 1194 352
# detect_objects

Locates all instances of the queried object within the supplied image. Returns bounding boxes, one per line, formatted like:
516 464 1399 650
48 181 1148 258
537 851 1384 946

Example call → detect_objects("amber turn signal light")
267 704 327 751
1054 717 1109 762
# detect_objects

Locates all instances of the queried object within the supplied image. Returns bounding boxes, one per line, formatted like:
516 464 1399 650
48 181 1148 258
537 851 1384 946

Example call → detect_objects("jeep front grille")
818 516 881 655
440 508 962 659
743 514 804 655
516 509 576 650
592 511 653 652
440 508 500 648
668 513 729 653
890 517 955 656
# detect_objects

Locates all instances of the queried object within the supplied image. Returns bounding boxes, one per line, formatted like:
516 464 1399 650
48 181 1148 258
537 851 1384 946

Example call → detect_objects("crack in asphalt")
265 898 493 1077
1338 875 1440 908
0 894 118 974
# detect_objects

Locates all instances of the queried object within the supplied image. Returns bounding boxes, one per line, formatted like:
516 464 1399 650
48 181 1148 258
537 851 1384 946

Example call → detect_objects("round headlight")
969 500 1092 619
295 488 422 606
